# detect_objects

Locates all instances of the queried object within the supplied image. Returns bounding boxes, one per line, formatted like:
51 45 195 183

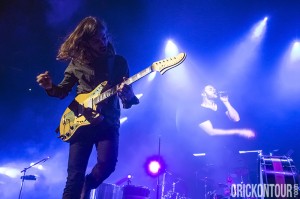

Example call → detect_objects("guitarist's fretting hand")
117 77 136 101
36 71 53 90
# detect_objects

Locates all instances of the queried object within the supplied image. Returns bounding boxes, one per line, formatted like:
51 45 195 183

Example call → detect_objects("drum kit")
202 176 236 199
196 175 233 199
89 151 299 199
163 191 190 199
193 162 250 199
161 171 191 199
196 151 299 199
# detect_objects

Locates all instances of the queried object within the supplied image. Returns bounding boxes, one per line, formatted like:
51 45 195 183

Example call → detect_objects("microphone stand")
156 136 161 199
18 157 50 199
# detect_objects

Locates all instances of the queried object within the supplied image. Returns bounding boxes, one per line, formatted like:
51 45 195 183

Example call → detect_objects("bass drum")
259 155 299 198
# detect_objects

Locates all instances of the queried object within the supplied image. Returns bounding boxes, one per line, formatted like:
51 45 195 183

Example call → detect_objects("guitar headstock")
151 53 187 75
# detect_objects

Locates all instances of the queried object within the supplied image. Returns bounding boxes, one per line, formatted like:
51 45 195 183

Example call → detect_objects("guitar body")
58 81 108 142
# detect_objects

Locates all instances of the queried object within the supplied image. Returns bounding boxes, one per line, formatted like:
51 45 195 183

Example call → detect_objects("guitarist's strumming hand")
36 71 53 90
117 77 135 101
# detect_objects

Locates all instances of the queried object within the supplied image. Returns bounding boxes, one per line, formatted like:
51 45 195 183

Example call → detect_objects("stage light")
0 167 19 178
290 40 300 63
144 155 166 177
147 71 157 82
149 161 160 174
120 117 128 124
135 93 143 99
275 40 300 100
192 153 206 157
239 150 262 154
252 17 268 40
165 40 179 57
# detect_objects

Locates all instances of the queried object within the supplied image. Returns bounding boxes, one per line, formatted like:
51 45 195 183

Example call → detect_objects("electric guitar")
57 53 187 142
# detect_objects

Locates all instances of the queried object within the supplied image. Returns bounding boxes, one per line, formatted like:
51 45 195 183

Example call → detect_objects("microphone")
218 91 228 97
43 156 51 162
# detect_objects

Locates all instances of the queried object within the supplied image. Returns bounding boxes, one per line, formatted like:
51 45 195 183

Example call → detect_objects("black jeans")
62 123 119 199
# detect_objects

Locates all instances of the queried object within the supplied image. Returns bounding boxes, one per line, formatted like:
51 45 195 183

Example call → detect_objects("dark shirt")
177 101 235 154
197 102 229 129
46 54 138 127
176 101 248 187
178 101 228 132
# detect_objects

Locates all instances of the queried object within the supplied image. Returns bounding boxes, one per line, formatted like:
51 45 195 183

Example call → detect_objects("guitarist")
36 16 139 199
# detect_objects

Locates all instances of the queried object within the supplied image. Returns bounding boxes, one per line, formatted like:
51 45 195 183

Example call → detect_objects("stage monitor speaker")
92 183 122 199
122 185 150 199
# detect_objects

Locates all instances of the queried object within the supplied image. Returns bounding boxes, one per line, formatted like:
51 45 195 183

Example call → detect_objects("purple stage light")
144 155 166 177
148 161 160 174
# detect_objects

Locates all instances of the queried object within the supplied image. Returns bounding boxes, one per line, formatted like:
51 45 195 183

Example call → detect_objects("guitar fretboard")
94 66 153 104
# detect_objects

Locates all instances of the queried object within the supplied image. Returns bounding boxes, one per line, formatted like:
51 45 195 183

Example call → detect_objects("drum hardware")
207 190 224 199
200 177 221 199
203 177 209 199
161 169 186 199
207 190 215 198
197 176 216 199
164 190 180 199
164 191 191 199
162 181 181 199
161 170 173 198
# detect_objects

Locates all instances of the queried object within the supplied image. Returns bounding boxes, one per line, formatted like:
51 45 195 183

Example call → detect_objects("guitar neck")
94 66 153 104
